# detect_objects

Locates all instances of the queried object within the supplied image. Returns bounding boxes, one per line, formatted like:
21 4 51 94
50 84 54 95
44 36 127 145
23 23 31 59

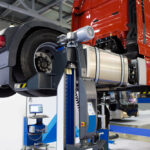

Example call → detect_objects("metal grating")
0 0 73 30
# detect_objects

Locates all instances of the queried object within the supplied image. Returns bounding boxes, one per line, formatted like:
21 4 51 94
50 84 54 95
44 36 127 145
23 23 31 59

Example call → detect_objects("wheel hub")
35 52 52 74
34 42 57 74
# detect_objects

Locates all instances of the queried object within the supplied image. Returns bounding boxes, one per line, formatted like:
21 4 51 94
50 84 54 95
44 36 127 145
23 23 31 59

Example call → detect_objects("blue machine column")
65 68 75 146
56 67 75 150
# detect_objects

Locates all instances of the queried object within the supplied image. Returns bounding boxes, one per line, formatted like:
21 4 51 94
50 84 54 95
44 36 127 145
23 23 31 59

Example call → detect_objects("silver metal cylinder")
84 45 128 86
75 26 95 42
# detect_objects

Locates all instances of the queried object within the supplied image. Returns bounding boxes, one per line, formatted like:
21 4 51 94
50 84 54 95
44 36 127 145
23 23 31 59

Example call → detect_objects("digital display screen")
29 104 43 114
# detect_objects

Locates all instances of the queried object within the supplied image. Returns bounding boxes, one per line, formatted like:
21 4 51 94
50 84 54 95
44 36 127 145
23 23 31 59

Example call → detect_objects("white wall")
0 94 56 150
0 94 26 150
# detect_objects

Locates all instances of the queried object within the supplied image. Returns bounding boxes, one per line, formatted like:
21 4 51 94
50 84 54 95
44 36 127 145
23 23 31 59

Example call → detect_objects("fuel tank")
83 45 128 86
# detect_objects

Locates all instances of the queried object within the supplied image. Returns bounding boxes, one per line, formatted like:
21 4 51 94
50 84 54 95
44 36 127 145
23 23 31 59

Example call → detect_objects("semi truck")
71 0 150 95
0 0 149 98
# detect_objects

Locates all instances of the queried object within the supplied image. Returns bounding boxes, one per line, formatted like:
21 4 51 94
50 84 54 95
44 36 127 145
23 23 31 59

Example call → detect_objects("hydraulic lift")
16 26 109 150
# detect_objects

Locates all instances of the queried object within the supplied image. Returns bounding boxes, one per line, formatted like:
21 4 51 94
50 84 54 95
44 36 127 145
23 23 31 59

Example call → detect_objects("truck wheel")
14 29 60 97
21 29 59 81
0 86 16 97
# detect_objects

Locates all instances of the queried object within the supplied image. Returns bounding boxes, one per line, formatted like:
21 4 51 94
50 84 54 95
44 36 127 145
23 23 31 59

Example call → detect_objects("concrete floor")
110 109 150 142
109 138 150 150
111 110 150 128
110 108 150 149
139 103 150 110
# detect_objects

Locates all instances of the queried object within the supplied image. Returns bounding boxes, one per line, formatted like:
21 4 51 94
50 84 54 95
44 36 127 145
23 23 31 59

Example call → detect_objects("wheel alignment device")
58 26 108 150
21 26 108 149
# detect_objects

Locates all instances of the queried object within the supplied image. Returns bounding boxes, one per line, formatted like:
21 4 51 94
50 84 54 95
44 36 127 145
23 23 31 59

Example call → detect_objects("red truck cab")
72 0 150 85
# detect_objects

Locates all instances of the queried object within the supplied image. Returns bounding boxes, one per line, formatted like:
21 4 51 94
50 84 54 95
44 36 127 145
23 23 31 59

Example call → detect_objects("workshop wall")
0 94 26 150
0 94 56 150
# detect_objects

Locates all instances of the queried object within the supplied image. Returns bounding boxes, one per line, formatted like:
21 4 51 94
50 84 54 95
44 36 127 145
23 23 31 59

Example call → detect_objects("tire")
17 91 36 97
14 29 60 97
21 29 59 81
0 86 16 97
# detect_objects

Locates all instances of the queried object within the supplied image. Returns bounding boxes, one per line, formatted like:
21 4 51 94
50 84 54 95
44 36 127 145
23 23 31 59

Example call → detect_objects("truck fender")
8 20 67 66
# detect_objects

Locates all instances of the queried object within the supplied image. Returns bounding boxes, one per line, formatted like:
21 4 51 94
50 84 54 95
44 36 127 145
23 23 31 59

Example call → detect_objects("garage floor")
110 110 150 128
110 108 150 149
109 138 150 150
110 109 150 141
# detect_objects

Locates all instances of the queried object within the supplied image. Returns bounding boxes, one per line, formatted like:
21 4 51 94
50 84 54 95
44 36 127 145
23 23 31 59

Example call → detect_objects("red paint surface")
72 0 150 85
72 0 129 47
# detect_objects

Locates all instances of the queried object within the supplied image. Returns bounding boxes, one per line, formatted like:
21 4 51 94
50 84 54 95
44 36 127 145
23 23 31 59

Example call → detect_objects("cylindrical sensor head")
75 26 95 42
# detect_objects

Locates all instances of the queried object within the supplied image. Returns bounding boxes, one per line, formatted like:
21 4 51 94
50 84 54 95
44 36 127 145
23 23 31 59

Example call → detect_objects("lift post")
56 67 76 150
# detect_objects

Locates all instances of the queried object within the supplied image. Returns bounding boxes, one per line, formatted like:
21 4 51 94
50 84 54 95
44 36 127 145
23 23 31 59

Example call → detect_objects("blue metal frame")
138 98 150 103
88 115 97 133
110 125 150 137
65 69 75 145
42 115 79 143
42 115 57 143
99 129 109 150
24 117 34 146
24 117 44 146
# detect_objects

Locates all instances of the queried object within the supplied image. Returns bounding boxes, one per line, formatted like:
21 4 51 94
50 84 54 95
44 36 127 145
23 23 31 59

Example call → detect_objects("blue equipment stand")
56 68 75 150
99 129 109 150
23 117 46 147
65 69 75 145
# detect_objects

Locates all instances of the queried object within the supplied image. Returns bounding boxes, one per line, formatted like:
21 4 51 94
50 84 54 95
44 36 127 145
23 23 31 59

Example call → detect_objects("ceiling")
0 0 73 30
